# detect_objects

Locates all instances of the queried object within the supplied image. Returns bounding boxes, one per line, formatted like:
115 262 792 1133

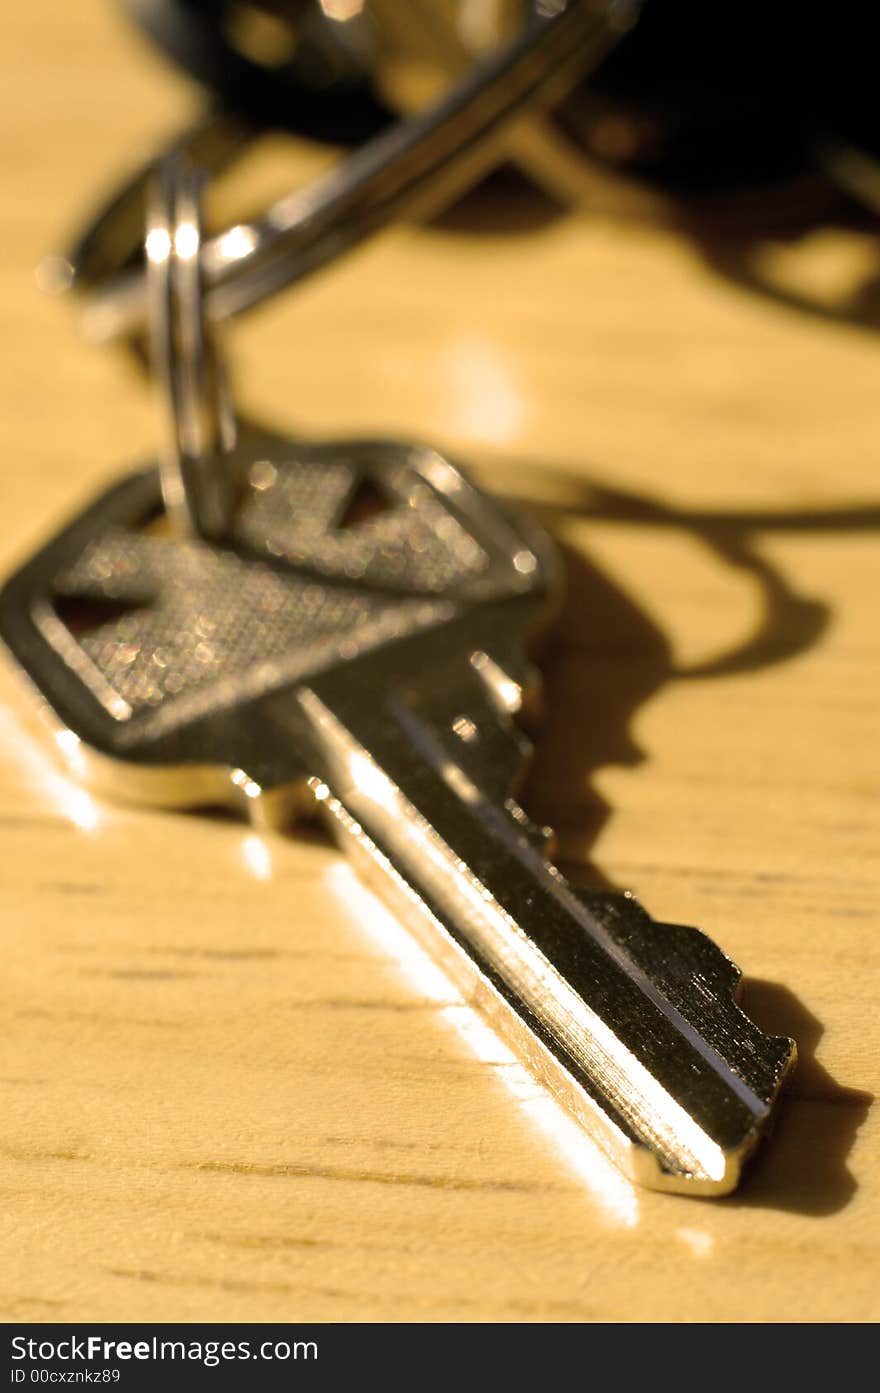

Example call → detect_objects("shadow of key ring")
147 159 239 539
79 0 637 343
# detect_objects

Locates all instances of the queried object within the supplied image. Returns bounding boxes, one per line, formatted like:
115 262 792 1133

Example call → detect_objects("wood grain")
1 2 877 1323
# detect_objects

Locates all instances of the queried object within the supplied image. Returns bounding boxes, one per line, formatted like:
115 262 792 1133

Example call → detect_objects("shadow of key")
532 554 873 1214
732 981 873 1217
522 542 672 889
496 475 878 1213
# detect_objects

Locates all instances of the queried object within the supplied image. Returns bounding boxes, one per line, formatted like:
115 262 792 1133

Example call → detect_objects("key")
0 441 795 1195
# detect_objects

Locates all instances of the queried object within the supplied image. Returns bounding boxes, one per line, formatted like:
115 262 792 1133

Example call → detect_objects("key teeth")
463 636 550 835
470 640 543 723
579 886 738 998
460 645 795 1153
503 797 557 854
571 886 797 1136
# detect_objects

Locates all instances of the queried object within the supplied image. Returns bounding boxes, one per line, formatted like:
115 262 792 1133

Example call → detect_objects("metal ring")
65 0 395 293
68 108 254 293
83 0 637 342
147 158 239 540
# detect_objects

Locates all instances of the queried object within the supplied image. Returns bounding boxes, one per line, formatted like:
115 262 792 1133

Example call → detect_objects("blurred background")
5 2 880 512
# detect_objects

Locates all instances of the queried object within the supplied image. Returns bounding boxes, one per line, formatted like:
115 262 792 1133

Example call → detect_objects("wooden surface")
1 3 878 1324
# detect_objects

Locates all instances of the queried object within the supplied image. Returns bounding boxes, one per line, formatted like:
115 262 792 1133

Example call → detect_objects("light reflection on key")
326 861 639 1227
0 710 102 833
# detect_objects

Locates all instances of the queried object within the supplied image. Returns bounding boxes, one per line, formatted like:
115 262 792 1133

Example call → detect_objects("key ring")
147 159 239 539
74 0 636 342
65 1 394 293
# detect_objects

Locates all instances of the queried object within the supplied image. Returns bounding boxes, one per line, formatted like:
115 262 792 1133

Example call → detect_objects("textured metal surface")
42 446 522 739
54 524 454 724
0 441 795 1194
237 458 489 589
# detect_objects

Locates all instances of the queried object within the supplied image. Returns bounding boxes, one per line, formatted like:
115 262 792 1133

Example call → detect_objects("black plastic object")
556 1 811 192
120 0 817 194
122 0 392 143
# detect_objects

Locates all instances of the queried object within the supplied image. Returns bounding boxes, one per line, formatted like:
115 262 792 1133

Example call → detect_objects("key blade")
290 623 795 1196
564 888 795 1191
324 782 793 1193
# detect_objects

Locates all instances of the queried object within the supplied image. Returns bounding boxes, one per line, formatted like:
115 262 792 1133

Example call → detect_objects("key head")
0 440 558 822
